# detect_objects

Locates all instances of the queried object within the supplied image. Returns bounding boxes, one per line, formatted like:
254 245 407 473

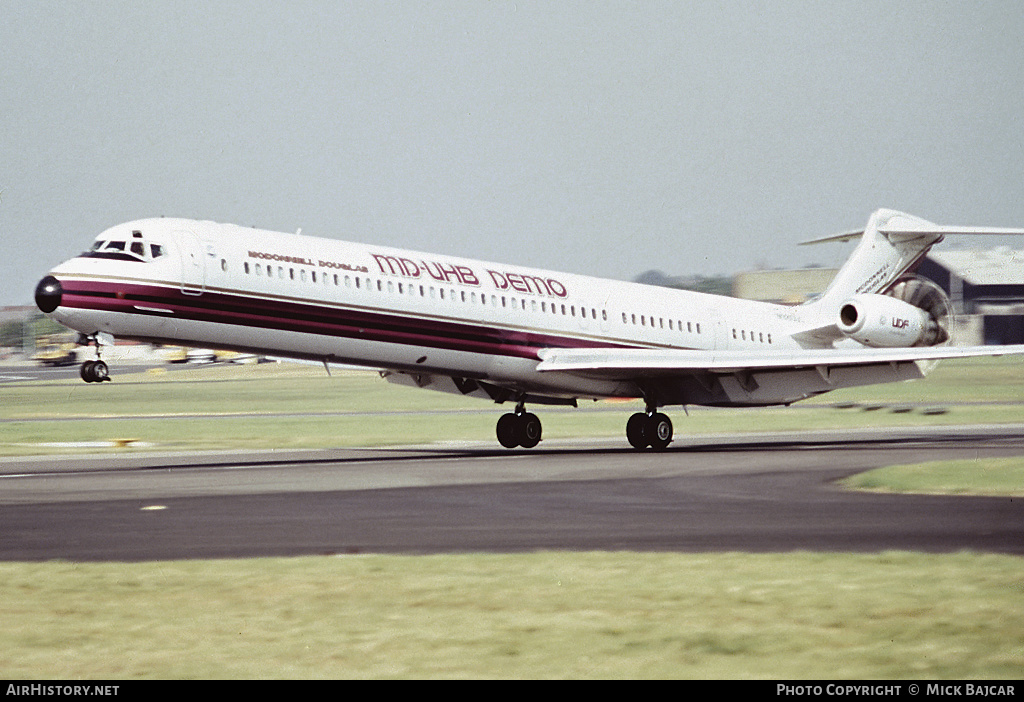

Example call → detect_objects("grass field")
1 552 1022 679
841 457 1024 496
1 356 1023 678
2 355 1024 456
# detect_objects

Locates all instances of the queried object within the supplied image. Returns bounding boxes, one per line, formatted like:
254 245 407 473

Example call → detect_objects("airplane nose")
35 276 63 313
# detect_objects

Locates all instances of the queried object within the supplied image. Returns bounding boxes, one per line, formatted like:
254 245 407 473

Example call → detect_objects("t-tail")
799 209 1024 348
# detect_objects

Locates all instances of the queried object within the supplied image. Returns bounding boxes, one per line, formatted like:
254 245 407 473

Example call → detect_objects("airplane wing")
536 344 1024 376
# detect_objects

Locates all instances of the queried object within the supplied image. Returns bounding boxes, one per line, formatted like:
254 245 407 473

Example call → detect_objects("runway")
1 425 1023 561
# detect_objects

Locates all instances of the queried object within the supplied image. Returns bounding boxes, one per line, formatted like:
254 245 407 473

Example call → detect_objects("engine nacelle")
837 293 933 348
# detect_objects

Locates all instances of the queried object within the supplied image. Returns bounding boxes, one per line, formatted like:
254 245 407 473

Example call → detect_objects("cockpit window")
82 231 167 262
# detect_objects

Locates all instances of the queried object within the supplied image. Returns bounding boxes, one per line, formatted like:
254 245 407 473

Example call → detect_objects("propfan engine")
837 276 952 348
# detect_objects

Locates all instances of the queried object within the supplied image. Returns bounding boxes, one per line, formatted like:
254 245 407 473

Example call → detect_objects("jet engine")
837 276 952 348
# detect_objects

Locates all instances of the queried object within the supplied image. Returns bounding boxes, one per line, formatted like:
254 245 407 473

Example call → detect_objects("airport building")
731 267 838 306
918 248 1024 345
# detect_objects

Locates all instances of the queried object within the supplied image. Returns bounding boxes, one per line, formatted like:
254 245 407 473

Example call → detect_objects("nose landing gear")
80 359 110 383
78 333 112 383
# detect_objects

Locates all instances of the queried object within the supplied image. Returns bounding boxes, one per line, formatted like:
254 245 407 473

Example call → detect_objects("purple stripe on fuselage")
59 279 633 359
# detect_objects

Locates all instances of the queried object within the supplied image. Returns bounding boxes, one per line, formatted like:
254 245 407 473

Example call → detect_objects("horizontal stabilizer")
802 221 1024 246
800 229 864 246
877 222 1024 238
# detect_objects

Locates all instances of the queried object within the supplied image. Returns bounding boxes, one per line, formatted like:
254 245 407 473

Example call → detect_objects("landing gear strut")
79 334 111 383
626 405 672 450
496 402 542 449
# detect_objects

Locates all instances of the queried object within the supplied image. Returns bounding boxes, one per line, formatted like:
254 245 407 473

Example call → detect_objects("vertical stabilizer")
809 209 944 310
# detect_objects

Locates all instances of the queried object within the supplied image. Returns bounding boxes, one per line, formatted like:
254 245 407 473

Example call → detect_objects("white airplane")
34 208 1024 449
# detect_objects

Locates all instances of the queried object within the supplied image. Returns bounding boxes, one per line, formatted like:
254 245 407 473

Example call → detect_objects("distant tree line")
633 269 733 297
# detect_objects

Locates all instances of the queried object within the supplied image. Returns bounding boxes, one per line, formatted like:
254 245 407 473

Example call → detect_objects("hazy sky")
3 1 1023 306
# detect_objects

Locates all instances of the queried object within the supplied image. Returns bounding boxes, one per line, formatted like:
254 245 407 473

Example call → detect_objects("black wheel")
647 412 672 450
496 413 520 448
626 412 648 449
91 360 109 382
519 413 542 449
80 360 96 383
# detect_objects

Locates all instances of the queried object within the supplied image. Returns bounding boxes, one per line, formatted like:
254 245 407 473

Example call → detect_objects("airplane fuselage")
40 218 812 405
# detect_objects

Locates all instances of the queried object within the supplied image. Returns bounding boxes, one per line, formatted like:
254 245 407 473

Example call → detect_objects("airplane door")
176 230 206 296
600 294 612 333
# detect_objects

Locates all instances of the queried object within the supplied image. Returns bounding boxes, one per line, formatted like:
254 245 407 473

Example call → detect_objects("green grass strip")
1 551 1022 679
2 356 1024 456
841 457 1024 496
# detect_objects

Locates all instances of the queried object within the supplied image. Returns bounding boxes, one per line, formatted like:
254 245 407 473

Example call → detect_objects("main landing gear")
626 407 673 450
494 401 674 451
79 334 111 383
496 402 542 449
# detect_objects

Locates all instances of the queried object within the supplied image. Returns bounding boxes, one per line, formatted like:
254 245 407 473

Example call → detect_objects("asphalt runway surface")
2 425 1023 562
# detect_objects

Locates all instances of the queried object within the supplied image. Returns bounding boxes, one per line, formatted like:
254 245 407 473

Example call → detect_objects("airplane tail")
804 208 1024 310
